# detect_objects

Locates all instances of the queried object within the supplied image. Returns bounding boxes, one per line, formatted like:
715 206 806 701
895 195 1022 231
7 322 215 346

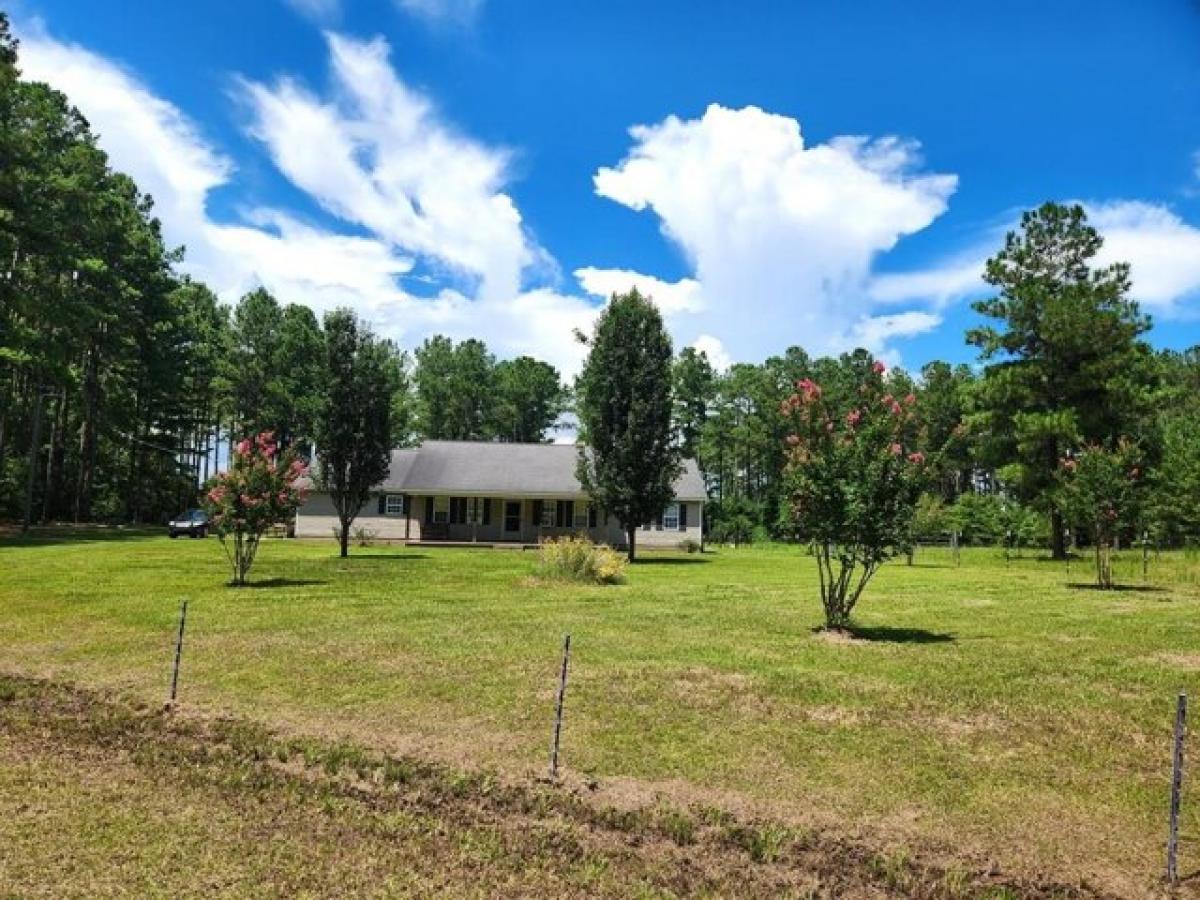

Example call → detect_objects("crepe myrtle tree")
1056 440 1143 589
203 431 308 586
782 360 927 630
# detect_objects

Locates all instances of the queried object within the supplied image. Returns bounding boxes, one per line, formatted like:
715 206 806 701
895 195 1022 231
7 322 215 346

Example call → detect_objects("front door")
503 501 521 535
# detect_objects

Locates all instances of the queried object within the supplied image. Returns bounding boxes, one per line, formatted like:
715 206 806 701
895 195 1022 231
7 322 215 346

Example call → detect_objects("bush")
353 525 377 547
678 537 702 553
538 536 626 585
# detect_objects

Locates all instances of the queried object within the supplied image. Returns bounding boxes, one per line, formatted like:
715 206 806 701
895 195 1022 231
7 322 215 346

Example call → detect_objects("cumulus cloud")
1088 201 1200 312
574 266 702 314
592 104 958 362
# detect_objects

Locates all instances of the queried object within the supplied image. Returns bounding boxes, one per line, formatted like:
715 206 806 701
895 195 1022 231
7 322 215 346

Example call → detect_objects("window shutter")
532 500 543 527
377 495 386 515
403 494 410 516
424 497 433 524
655 514 663 531
482 498 492 526
679 503 688 531
588 504 597 528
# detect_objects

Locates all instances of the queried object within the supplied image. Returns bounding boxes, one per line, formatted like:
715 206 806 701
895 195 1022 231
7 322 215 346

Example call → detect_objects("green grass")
1 530 1198 895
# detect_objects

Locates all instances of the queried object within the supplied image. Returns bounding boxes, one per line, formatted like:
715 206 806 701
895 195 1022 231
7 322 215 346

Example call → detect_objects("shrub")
202 431 307 586
538 536 626 585
678 537 702 554
781 362 926 629
353 525 377 547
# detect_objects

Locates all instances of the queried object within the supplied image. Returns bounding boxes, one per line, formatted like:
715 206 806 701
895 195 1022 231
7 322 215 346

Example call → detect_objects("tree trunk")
43 391 67 523
626 526 636 562
75 338 101 523
339 518 350 558
1050 508 1066 560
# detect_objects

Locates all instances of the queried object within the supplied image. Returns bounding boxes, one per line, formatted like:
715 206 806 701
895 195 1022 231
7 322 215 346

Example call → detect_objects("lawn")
1 531 1198 896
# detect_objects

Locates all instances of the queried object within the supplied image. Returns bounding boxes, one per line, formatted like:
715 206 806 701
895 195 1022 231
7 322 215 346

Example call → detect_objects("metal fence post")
548 633 571 780
168 600 188 708
1168 692 1187 886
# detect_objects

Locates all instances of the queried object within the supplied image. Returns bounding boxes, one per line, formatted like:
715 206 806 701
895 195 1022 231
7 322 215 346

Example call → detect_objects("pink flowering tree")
1056 440 1143 589
781 360 927 630
202 431 309 586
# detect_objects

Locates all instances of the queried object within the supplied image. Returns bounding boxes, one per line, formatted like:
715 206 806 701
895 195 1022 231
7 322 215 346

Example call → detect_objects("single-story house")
296 440 705 548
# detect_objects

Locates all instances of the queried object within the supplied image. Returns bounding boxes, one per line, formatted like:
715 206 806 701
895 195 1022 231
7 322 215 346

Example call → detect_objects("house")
295 440 705 548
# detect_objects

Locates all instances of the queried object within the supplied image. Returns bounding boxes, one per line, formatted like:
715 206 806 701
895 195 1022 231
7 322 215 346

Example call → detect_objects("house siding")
296 493 703 548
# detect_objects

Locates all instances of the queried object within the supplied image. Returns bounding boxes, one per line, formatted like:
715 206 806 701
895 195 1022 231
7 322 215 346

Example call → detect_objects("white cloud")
394 0 484 26
691 335 733 372
592 104 958 362
237 32 533 302
14 22 599 377
1088 201 1200 312
864 200 1200 316
574 266 703 314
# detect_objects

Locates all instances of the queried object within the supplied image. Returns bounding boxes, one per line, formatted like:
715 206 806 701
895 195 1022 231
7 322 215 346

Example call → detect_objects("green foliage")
781 359 927 628
672 346 717 459
537 535 626 584
315 310 404 558
968 202 1154 557
202 431 307 585
491 355 567 442
575 288 680 560
1148 411 1200 545
1056 440 1144 587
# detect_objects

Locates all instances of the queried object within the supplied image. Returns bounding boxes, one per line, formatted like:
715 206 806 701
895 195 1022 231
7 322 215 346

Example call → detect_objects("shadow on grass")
332 553 430 561
0 525 164 547
813 625 957 644
1066 582 1167 594
630 556 710 565
235 578 329 589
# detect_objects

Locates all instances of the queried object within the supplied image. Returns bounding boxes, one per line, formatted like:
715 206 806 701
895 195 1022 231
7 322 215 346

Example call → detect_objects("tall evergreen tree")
575 288 679 561
968 202 1152 558
490 355 565 442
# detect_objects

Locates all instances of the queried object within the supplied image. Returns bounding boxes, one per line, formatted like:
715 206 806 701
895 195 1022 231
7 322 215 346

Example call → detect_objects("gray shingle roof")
380 441 706 501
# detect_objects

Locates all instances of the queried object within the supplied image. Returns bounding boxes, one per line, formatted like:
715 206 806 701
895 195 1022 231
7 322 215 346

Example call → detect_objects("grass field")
1 531 1198 897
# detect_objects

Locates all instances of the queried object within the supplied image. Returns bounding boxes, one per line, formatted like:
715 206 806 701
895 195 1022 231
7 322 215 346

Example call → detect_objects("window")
540 501 556 527
385 494 405 516
662 503 680 530
449 497 469 525
433 495 449 524
573 502 590 529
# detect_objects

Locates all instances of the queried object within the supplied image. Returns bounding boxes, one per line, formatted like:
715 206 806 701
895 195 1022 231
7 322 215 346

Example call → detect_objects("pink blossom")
904 393 916 406
786 434 801 446
1061 458 1077 473
890 443 903 456
825 420 834 432
235 439 252 458
846 409 862 427
890 401 902 416
907 451 925 465
872 360 887 375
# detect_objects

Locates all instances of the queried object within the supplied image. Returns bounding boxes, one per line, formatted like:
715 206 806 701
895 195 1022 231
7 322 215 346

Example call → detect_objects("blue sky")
10 0 1200 374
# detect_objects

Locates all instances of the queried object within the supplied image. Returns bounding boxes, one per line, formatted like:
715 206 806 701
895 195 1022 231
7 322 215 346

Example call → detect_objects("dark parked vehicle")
168 509 210 539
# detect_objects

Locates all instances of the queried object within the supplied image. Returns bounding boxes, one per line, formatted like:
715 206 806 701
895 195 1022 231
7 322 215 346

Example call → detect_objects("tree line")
677 204 1200 554
0 15 568 527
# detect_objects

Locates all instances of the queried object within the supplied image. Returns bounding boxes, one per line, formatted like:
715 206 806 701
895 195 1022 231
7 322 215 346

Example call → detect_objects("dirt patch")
0 673 1119 899
813 628 874 646
1148 651 1200 671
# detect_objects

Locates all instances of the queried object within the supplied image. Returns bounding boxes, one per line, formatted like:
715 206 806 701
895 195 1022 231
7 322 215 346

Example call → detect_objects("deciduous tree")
576 288 680 561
